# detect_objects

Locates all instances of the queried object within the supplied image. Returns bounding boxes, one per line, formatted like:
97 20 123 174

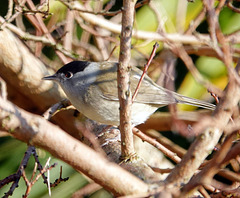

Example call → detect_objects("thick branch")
118 0 137 157
165 69 240 186
0 27 79 136
0 98 148 196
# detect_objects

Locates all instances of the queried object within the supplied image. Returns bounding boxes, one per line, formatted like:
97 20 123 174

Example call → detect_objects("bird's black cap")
57 61 90 75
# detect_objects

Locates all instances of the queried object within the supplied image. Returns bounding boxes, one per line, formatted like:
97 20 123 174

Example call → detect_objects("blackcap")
43 61 215 126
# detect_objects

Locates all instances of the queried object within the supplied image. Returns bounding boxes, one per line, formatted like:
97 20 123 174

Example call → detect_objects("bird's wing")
95 63 215 110
96 63 177 106
131 67 178 105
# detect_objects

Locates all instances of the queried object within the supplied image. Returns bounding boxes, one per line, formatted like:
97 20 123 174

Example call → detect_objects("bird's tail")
175 93 216 110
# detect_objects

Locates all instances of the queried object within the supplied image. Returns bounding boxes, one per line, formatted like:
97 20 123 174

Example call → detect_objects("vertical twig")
118 0 137 158
0 77 7 100
25 0 70 63
5 0 14 20
132 42 159 102
63 9 74 51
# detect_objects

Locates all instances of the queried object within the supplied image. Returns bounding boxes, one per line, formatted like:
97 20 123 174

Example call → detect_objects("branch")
170 44 223 96
59 0 150 16
118 0 137 158
63 1 240 45
25 0 69 63
0 16 79 60
138 110 212 132
133 128 181 163
165 60 240 188
132 42 159 101
0 26 80 136
181 133 237 196
0 97 148 196
0 28 60 105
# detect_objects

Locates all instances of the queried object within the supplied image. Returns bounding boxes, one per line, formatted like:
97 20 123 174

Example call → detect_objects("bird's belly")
131 103 158 126
83 100 120 126
63 85 158 125
69 95 119 125
70 95 157 126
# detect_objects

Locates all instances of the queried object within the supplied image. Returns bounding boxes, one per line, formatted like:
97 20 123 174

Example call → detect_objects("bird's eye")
65 72 73 78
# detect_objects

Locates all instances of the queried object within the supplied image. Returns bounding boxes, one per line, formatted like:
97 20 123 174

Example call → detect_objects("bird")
43 61 215 126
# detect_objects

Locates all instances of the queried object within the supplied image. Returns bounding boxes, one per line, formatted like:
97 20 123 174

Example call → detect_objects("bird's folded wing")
96 65 177 105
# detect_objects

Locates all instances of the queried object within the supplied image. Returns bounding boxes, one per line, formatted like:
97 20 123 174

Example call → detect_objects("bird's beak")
42 74 57 81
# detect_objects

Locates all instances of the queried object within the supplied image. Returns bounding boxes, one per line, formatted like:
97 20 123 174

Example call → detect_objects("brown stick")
118 0 137 158
0 98 148 196
132 42 159 101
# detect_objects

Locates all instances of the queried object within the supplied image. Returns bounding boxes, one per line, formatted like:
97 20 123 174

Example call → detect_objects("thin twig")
198 186 211 198
209 91 219 104
0 17 79 59
5 0 14 20
72 183 101 198
132 42 159 101
170 44 223 97
25 0 70 63
0 77 7 100
150 167 172 174
50 166 69 188
227 1 240 13
0 146 35 197
180 133 237 196
59 0 150 16
63 9 74 51
185 8 206 35
58 1 240 45
133 128 181 163
42 99 72 120
46 157 51 196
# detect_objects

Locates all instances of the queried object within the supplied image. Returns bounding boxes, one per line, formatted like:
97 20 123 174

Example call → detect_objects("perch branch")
0 98 148 196
117 0 137 158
